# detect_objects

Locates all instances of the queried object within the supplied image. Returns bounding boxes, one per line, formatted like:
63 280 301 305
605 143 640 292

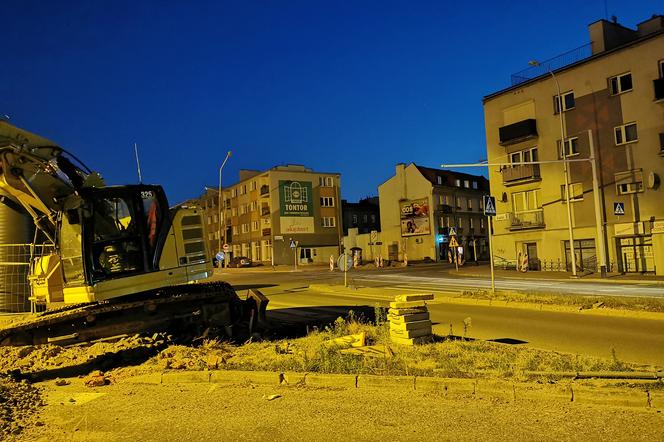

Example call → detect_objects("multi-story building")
341 197 381 235
483 15 664 274
201 165 342 265
378 163 490 262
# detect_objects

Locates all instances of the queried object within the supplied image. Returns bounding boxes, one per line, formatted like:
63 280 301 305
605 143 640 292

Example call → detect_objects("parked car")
228 256 252 268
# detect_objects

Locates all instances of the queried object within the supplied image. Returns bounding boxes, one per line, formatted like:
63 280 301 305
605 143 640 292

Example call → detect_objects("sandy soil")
12 380 664 442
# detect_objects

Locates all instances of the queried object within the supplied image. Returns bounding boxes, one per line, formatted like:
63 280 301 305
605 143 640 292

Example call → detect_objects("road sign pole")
488 215 495 293
294 247 297 271
344 253 348 287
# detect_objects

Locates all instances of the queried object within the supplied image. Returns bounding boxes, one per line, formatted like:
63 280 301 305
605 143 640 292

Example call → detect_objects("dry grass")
147 313 648 380
460 289 664 313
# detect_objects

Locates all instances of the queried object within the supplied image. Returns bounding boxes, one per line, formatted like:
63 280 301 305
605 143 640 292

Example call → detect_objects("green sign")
279 181 313 217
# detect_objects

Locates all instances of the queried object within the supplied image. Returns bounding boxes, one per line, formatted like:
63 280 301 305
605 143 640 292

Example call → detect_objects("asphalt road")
218 268 664 367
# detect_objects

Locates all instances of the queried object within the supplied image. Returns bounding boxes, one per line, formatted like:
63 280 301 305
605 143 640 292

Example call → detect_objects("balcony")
260 185 270 197
508 210 545 230
501 164 541 186
262 228 271 237
436 204 453 214
261 206 271 216
654 78 664 101
499 119 537 146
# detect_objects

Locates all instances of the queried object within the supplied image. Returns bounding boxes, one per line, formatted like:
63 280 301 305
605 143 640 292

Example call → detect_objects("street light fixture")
218 150 232 262
529 60 578 276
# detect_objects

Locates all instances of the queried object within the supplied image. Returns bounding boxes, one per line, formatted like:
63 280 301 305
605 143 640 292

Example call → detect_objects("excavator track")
0 282 268 346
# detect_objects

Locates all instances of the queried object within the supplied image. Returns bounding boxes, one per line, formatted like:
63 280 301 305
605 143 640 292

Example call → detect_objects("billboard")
279 180 315 234
400 198 430 237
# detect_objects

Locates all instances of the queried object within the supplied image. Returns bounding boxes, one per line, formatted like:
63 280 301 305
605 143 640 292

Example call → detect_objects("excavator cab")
63 185 169 285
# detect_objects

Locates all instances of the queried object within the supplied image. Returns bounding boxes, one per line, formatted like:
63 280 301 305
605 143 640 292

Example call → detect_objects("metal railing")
0 243 54 313
511 43 593 86
501 164 541 184
509 210 544 229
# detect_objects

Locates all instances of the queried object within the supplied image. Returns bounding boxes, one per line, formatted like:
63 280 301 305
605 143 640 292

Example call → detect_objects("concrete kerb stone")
126 370 663 409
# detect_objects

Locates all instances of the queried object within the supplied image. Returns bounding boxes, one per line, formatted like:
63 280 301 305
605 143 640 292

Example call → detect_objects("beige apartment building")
200 165 342 265
377 163 490 262
483 15 664 274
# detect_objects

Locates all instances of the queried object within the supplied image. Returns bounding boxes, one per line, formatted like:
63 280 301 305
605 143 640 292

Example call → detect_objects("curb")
125 369 663 409
307 284 664 321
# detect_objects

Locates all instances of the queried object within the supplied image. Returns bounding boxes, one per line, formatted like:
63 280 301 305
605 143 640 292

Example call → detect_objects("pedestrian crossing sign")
614 202 625 216
449 236 459 247
449 227 457 237
483 195 496 217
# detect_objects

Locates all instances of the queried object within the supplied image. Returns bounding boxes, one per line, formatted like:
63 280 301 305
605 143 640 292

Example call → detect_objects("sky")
2 0 659 204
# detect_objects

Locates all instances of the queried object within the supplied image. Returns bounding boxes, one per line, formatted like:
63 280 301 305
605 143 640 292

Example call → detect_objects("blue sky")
2 1 659 204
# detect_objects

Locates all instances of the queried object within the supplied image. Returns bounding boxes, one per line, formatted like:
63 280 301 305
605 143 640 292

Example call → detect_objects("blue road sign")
484 195 496 217
614 202 625 216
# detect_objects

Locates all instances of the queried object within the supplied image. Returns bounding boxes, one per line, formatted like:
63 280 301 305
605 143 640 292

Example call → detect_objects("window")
509 147 538 165
480 218 485 229
609 72 633 95
363 214 368 223
250 181 257 191
467 199 473 210
320 197 335 207
213 214 218 223
445 216 452 227
659 60 664 78
251 221 259 231
560 182 584 202
437 176 443 185
455 179 461 187
370 214 376 223
472 181 478 189
239 205 246 215
456 196 462 209
554 91 575 113
250 201 257 211
241 223 249 233
322 217 336 228
558 137 579 157
239 185 247 195
207 216 212 225
352 214 358 224
231 207 237 217
469 218 474 230
319 176 334 187
463 180 470 188
614 122 638 145
512 189 541 213
232 226 238 235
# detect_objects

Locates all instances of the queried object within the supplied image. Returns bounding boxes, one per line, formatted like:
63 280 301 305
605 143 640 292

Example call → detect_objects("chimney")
637 15 664 37
588 18 638 54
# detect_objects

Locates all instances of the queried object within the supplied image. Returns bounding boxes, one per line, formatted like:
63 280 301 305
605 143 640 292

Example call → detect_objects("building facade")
377 163 490 262
201 165 342 265
483 16 664 274
341 197 381 235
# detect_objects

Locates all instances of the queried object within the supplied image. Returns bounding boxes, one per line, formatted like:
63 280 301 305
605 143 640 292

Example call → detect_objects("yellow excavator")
0 121 266 346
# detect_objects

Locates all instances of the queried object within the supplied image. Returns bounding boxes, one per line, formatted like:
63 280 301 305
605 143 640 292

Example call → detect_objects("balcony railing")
499 119 537 145
501 164 541 185
436 204 453 214
509 210 544 230
261 207 270 216
654 78 664 101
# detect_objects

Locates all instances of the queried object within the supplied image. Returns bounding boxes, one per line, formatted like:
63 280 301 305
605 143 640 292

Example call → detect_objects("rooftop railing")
510 43 593 86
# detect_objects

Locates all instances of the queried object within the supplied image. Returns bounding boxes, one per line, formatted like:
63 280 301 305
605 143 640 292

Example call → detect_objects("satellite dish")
647 172 660 189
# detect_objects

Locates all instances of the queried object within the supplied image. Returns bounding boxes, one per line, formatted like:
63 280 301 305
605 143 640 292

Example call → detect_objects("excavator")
0 121 267 346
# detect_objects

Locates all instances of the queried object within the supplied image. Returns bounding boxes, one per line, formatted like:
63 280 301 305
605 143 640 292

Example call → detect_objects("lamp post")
218 151 232 262
529 60 577 276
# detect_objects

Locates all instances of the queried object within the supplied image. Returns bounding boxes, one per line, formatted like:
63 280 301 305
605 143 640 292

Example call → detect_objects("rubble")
0 374 43 439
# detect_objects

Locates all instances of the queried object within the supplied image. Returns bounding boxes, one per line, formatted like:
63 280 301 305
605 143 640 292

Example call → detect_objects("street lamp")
218 150 232 261
529 60 578 276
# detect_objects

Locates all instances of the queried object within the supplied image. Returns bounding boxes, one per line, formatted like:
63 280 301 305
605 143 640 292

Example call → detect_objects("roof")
415 164 490 191
483 26 664 102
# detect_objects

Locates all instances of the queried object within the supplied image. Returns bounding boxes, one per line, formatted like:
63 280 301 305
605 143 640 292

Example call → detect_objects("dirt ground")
10 380 664 442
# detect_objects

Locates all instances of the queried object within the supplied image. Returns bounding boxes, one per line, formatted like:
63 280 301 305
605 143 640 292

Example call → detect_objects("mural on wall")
400 198 430 237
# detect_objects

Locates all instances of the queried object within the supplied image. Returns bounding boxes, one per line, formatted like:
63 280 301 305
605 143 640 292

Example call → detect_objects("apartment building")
483 15 664 274
378 163 490 262
341 197 381 235
201 165 342 265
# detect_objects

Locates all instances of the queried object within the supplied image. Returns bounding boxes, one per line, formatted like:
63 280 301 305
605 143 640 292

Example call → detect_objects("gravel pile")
0 374 43 438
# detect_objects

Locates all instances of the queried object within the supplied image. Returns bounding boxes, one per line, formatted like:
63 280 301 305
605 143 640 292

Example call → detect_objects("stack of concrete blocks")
389 294 433 345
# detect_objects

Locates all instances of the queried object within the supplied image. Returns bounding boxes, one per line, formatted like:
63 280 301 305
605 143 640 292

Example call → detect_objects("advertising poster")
279 180 314 234
400 198 430 237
